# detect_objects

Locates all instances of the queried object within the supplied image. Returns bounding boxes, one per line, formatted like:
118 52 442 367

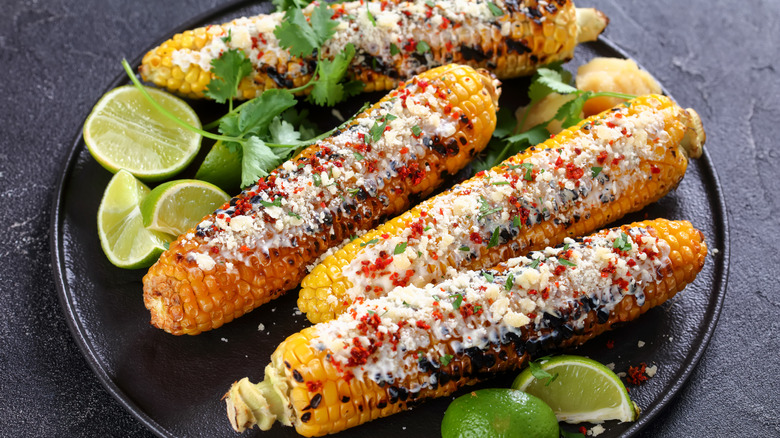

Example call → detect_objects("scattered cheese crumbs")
646 364 658 377
588 425 606 436
190 253 216 271
605 362 615 371
258 323 265 332
617 372 627 377
712 248 719 255
637 340 645 348
221 338 228 342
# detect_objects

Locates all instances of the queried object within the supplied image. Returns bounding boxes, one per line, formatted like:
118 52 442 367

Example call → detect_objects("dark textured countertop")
1 1 778 436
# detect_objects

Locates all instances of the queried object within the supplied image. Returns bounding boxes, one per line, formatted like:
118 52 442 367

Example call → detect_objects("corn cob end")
681 108 706 159
226 367 293 433
576 8 610 43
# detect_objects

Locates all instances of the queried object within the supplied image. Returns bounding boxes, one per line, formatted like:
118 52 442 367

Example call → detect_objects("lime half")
97 170 171 269
84 85 201 181
441 388 558 438
140 179 230 236
512 355 639 424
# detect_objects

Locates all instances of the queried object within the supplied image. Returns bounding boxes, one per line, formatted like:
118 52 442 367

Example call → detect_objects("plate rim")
49 3 730 436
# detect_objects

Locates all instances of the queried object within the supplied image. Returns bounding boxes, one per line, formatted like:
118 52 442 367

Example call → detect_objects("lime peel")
140 179 231 236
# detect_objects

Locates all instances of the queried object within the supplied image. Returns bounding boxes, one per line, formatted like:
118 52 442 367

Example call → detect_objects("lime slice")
140 179 230 236
97 169 171 269
512 355 639 424
441 388 558 438
194 140 242 193
84 85 202 181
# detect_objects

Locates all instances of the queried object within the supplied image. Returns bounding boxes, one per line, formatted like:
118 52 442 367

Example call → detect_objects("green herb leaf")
360 238 380 247
613 232 632 252
487 227 500 248
559 258 576 267
529 259 541 269
353 151 365 161
394 242 408 255
505 273 514 290
513 216 523 229
416 40 430 54
440 354 453 366
487 2 504 16
272 0 313 12
528 357 558 386
520 162 534 181
310 43 358 106
288 211 302 219
482 271 494 282
411 125 422 137
268 117 302 144
591 166 603 178
241 137 284 187
426 0 435 7
451 293 463 309
312 172 322 186
205 49 253 103
223 89 297 138
259 197 283 208
221 29 232 43
274 7 319 57
390 43 400 56
365 3 376 26
369 114 397 142
554 91 592 129
459 245 470 251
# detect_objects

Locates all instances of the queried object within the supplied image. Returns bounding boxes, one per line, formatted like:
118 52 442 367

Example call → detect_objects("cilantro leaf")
394 242 408 255
554 91 591 129
310 2 339 45
533 67 578 97
231 89 298 137
241 137 285 187
365 3 376 26
268 117 301 144
440 354 453 366
613 232 632 252
272 0 312 12
310 43 357 106
482 271 494 282
205 49 253 103
274 7 319 57
505 273 514 290
492 107 516 138
559 259 576 267
504 124 550 148
591 166 603 178
528 357 558 386
451 294 463 309
487 228 500 248
487 2 504 16
390 43 400 56
416 40 430 54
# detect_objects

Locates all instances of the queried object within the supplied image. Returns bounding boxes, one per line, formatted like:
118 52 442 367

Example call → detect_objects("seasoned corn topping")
141 0 605 99
309 223 670 386
320 95 689 313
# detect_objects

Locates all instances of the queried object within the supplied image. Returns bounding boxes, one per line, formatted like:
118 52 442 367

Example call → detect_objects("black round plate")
50 2 730 437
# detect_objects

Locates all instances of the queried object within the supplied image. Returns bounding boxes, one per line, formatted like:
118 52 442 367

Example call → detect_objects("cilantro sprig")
472 63 636 173
528 356 559 386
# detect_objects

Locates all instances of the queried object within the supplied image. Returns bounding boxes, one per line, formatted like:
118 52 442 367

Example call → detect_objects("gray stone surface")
0 0 778 436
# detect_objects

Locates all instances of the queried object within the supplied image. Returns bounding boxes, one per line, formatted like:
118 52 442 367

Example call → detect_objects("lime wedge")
140 179 230 236
97 170 171 269
84 85 202 181
194 140 242 193
512 355 639 424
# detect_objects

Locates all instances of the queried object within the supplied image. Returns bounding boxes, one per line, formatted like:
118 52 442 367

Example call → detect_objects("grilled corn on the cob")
140 0 607 99
300 94 706 323
142 64 500 335
226 219 707 436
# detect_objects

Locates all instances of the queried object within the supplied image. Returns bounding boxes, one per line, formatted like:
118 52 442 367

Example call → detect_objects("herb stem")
121 59 244 144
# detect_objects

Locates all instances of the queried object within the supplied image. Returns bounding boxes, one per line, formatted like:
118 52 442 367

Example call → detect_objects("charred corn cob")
142 64 500 335
140 0 607 99
226 219 707 436
300 94 706 323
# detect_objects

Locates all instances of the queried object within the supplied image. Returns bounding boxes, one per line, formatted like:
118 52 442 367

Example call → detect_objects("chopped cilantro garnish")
487 2 504 16
451 293 463 309
390 43 400 56
528 356 558 386
411 125 422 136
360 238 380 247
259 197 283 208
440 354 453 366
487 227 500 248
613 232 632 251
424 225 432 231
491 181 510 186
312 172 322 186
354 151 365 160
559 259 576 267
287 211 301 219
529 259 541 269
416 40 430 54
426 0 435 6
221 29 232 43
459 246 470 251
591 166 603 178
513 216 523 229
505 273 514 291
478 196 502 219
482 271 494 282
347 188 360 197
520 163 534 181
394 242 408 255
365 3 376 26
369 114 397 142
